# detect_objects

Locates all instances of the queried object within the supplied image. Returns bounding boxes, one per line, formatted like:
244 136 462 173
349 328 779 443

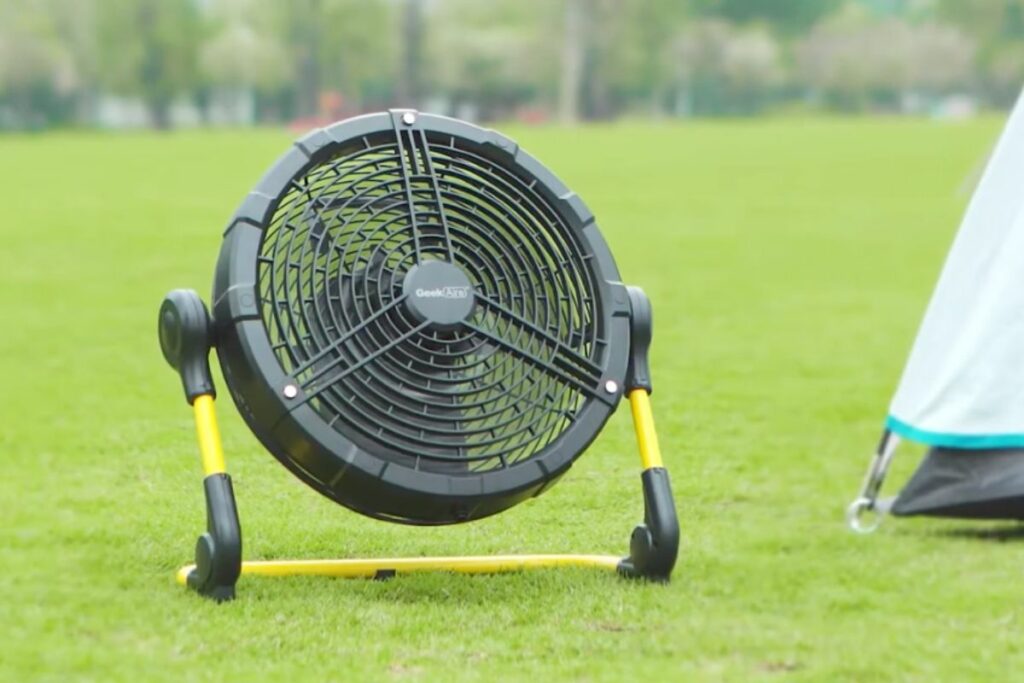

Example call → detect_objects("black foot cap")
618 468 679 582
187 474 242 602
186 566 236 602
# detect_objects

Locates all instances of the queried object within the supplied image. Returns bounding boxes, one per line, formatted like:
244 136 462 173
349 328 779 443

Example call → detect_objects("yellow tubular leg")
629 389 663 470
193 394 226 476
176 554 621 585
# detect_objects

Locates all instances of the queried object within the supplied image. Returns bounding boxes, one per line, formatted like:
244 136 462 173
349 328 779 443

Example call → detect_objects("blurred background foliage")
1 0 1022 129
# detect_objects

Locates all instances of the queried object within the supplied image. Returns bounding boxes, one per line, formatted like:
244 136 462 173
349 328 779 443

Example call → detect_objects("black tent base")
891 447 1024 520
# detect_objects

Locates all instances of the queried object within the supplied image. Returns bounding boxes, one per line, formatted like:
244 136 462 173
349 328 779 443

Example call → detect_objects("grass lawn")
2 116 1018 682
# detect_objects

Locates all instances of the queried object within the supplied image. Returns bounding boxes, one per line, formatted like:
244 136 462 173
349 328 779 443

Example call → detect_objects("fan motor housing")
211 111 631 525
402 260 476 329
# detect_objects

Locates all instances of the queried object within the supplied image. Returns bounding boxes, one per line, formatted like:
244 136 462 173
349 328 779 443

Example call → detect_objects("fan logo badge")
414 286 471 299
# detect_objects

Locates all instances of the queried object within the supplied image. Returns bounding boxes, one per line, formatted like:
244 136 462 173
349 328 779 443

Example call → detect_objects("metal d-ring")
846 496 882 534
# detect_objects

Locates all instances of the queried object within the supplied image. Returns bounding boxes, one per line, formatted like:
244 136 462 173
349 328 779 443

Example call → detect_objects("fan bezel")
211 111 632 525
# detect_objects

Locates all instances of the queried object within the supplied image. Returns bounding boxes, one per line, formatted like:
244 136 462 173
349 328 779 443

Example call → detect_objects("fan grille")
256 126 607 474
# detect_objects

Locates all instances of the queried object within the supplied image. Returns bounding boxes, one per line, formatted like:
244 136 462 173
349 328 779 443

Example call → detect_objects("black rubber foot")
185 568 236 602
186 474 242 602
618 468 679 581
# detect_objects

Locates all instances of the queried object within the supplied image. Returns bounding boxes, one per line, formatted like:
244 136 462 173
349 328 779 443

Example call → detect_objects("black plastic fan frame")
211 110 631 525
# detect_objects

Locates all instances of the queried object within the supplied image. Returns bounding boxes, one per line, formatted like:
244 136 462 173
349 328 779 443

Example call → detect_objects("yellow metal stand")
629 389 663 470
178 389 674 594
177 554 621 585
193 395 226 476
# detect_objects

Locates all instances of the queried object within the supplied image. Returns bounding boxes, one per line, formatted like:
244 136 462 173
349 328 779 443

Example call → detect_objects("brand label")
415 286 471 299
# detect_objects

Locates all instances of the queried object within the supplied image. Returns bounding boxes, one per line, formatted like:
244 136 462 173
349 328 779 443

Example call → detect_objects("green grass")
1 117 1018 682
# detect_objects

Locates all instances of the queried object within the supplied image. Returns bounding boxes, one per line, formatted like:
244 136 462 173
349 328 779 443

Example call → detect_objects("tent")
848 90 1024 532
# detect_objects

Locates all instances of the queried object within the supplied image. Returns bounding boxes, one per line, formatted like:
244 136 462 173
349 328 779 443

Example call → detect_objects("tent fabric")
887 89 1024 449
891 447 1024 519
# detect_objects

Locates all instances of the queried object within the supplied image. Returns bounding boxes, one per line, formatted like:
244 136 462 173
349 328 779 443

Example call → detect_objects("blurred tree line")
1 0 1022 129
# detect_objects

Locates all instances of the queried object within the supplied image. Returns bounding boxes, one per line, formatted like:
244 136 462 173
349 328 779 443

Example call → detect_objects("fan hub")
401 260 476 330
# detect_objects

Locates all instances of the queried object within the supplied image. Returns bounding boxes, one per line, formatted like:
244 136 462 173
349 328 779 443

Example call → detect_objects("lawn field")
2 117 1019 682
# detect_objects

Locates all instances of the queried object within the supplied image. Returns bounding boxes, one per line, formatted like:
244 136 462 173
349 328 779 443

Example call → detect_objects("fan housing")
211 111 631 524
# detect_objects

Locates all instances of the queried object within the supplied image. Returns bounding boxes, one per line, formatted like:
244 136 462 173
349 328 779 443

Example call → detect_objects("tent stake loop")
847 430 900 533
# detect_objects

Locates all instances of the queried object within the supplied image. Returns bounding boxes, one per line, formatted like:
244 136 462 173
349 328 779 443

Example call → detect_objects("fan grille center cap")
402 261 476 329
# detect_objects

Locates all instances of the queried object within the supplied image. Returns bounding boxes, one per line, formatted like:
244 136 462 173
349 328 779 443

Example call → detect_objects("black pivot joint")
625 286 653 393
159 289 216 404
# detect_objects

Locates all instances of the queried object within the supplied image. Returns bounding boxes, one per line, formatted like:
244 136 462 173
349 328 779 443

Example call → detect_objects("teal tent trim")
886 415 1024 450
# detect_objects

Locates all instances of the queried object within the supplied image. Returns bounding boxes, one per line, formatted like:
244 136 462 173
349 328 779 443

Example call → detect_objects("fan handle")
159 290 242 602
618 286 680 581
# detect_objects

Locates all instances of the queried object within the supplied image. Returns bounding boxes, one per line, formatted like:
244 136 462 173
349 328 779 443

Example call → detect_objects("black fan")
159 111 677 601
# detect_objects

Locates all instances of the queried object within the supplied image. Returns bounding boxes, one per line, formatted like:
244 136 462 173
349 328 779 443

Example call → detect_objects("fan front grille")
257 126 607 474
